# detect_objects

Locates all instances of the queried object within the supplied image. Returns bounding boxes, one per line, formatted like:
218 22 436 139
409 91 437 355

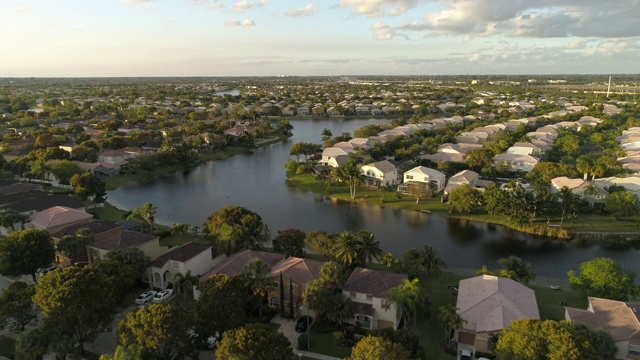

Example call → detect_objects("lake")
107 118 640 280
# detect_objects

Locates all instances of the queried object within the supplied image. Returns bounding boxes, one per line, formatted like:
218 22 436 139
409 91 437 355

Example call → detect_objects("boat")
419 210 432 214
550 285 560 290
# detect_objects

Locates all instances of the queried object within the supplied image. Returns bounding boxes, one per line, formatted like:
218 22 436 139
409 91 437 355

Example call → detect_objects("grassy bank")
287 174 640 236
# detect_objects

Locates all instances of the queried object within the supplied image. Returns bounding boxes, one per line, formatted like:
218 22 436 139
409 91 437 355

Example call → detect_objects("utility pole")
606 76 611 98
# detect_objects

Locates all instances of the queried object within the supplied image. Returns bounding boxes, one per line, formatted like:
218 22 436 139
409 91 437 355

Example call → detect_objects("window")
270 297 280 307
366 294 373 301
381 299 391 309
273 281 279 289
406 175 414 180
350 292 356 298
629 344 640 356
172 261 179 270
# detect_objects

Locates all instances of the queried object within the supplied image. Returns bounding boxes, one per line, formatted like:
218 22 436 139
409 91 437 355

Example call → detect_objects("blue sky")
1 0 639 77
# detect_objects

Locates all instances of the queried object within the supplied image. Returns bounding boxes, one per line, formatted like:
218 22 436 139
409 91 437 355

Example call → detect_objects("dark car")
295 315 313 333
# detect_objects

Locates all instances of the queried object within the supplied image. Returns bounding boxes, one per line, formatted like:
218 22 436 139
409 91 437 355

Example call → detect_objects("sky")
1 0 639 77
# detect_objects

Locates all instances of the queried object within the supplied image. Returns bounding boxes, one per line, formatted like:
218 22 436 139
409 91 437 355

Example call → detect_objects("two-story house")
146 242 220 289
360 160 399 188
268 257 324 318
342 268 407 330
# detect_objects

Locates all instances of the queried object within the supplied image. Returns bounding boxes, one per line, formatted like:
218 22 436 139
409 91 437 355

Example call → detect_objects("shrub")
297 334 309 350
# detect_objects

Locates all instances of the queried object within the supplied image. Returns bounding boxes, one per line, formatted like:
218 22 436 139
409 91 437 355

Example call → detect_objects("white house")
493 153 539 172
506 142 545 156
321 147 352 166
360 160 399 188
342 268 407 330
401 166 446 193
551 176 609 207
146 242 220 290
444 170 480 194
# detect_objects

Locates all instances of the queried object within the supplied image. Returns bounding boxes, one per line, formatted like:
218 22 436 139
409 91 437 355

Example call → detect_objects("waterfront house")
28 206 94 234
398 166 446 194
146 242 220 290
444 170 480 194
268 257 324 318
360 160 399 188
550 176 608 207
342 268 406 330
87 230 169 264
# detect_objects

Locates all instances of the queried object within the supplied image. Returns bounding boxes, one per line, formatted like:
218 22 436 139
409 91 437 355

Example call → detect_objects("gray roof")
342 267 406 299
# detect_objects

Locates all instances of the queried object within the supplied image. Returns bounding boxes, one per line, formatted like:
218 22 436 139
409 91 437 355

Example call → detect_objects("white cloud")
225 19 255 27
14 6 33 13
233 1 254 12
365 0 640 40
121 0 155 3
339 0 420 18
208 1 223 10
285 4 319 17
371 22 395 40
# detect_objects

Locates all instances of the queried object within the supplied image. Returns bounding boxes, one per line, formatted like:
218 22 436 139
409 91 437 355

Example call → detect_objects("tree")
215 323 293 360
33 266 120 354
465 148 495 170
0 229 55 283
127 202 157 231
173 270 200 302
104 247 151 280
303 262 353 325
448 184 482 213
118 304 197 360
56 228 94 263
333 231 360 267
557 187 581 226
0 209 30 233
272 228 306 257
437 304 466 347
203 206 270 255
568 257 639 301
605 191 640 220
305 230 335 260
240 259 273 318
347 335 411 360
389 278 428 329
356 230 383 265
195 274 248 339
321 128 332 142
394 246 446 280
48 160 84 184
576 155 595 180
99 345 148 360
369 328 425 360
497 256 536 285
0 281 38 332
14 327 49 360
330 160 363 199
70 172 107 203
495 319 597 360
560 321 616 360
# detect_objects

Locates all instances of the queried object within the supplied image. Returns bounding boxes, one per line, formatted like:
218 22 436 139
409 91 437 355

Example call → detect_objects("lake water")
107 118 640 280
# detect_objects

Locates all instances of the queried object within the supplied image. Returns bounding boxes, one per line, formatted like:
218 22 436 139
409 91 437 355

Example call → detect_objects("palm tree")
127 202 157 232
437 303 466 347
330 161 363 199
576 155 593 180
488 332 502 351
356 231 383 266
421 246 447 276
389 278 428 329
173 270 200 303
241 259 273 318
497 255 536 285
333 231 359 268
557 187 579 226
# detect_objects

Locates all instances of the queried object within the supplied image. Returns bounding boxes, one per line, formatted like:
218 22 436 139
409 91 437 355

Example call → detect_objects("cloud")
339 0 420 17
366 0 640 40
233 1 254 12
121 0 155 3
208 1 223 10
371 22 395 40
225 19 255 27
285 3 319 17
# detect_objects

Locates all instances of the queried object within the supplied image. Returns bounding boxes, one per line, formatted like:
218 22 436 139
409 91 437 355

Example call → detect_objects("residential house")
321 147 352 166
28 206 94 234
551 176 608 207
74 161 119 178
268 257 324 318
360 160 399 188
595 176 640 199
342 268 407 330
195 249 286 300
399 166 446 193
87 230 169 263
297 107 310 116
444 170 479 194
421 152 466 164
565 297 640 360
506 142 545 157
493 153 539 172
146 242 220 290
456 275 540 354
98 148 142 169
51 220 123 266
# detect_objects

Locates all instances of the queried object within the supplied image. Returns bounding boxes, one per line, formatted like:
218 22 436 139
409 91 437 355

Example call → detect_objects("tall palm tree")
127 202 157 232
173 270 200 303
356 230 383 266
497 255 536 285
241 259 273 318
437 303 466 347
389 278 428 329
333 231 359 268
421 246 446 276
330 161 363 199
557 187 579 226
576 155 593 180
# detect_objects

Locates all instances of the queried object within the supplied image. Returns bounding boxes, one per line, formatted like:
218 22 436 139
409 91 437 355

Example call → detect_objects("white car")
152 289 174 303
135 291 157 305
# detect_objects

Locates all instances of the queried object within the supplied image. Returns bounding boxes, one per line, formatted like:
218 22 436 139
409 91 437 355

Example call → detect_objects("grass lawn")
0 336 15 359
531 284 588 320
89 202 128 222
308 328 353 359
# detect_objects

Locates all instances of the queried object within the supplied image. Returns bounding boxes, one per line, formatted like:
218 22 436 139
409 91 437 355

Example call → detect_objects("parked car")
37 265 58 276
295 315 313 332
152 289 174 303
458 347 473 360
135 291 158 305
188 328 217 350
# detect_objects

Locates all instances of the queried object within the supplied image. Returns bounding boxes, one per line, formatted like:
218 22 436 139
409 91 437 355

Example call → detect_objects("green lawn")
531 284 588 320
308 328 353 359
0 336 15 359
89 202 128 222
